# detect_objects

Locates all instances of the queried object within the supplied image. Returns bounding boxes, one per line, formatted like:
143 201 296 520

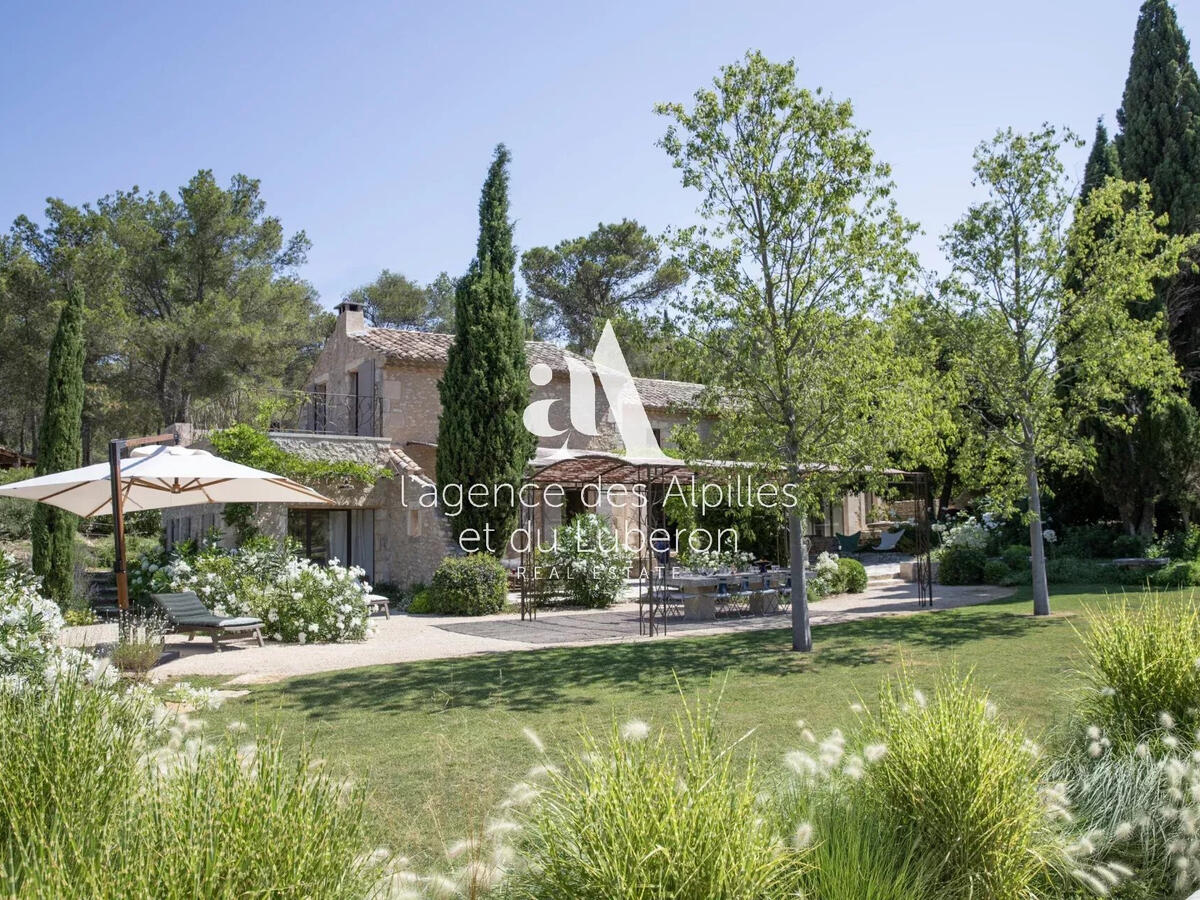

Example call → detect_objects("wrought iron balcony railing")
189 388 384 438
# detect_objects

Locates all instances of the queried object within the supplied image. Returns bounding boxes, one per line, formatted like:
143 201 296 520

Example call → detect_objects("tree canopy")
520 219 686 352
658 51 922 651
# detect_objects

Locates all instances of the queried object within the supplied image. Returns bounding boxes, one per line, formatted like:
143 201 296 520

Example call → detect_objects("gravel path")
60 569 1012 686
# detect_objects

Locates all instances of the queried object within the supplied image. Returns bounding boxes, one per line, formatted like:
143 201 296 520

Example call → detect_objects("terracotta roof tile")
349 328 703 410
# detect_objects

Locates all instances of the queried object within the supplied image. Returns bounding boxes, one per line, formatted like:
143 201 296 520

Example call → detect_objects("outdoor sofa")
150 591 265 651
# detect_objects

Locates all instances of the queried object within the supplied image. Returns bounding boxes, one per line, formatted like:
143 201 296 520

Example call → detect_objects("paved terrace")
61 563 1011 686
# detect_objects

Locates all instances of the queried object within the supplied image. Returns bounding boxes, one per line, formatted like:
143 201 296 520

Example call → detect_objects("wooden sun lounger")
150 591 265 651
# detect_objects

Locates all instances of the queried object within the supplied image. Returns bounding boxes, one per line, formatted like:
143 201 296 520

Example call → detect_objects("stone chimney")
335 299 365 335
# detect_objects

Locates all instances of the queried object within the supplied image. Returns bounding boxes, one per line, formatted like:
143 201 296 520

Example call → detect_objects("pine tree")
31 284 85 604
1116 0 1200 235
436 145 536 555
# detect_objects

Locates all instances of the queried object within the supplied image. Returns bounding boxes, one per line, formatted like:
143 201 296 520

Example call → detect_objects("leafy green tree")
31 284 85 604
658 52 921 652
1 171 327 453
940 129 1189 615
521 220 686 352
437 145 536 555
1061 179 1199 536
350 269 457 331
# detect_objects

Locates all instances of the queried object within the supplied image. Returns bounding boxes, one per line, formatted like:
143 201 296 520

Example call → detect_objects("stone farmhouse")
164 300 876 587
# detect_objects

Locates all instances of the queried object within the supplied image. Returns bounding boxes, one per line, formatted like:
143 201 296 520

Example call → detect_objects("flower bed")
129 538 371 644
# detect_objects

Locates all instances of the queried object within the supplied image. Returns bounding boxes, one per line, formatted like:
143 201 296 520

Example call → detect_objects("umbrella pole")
109 439 129 610
109 430 180 610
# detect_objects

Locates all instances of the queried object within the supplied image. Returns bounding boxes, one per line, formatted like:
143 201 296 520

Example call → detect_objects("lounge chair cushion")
151 592 263 629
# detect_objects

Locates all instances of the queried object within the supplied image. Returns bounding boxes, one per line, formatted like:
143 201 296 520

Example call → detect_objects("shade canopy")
0 444 331 517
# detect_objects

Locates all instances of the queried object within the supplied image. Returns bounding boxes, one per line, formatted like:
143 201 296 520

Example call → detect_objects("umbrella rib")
32 482 92 504
268 478 330 502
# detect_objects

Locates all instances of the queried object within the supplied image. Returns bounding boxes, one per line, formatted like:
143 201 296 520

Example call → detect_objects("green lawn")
204 584 1174 867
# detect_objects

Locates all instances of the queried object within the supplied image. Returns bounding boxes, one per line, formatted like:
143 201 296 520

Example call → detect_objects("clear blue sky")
2 0 1195 310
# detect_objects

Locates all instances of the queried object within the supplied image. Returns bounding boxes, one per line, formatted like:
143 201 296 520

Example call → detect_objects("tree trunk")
789 508 812 652
1138 499 1156 540
1025 452 1051 616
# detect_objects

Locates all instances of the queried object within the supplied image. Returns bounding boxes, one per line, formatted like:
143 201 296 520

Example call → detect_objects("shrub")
0 664 381 899
549 513 633 609
1059 524 1124 560
1150 558 1200 588
129 539 370 643
0 551 64 684
937 546 987 585
1002 544 1029 569
406 587 434 614
860 670 1067 898
812 551 843 596
1076 592 1200 747
936 516 989 553
983 559 1010 585
1110 533 1148 559
1045 557 1120 584
1148 525 1200 563
506 697 806 899
111 611 167 678
837 557 868 593
0 468 35 540
428 555 507 615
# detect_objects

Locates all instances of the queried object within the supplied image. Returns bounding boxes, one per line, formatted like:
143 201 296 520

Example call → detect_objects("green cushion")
151 592 261 629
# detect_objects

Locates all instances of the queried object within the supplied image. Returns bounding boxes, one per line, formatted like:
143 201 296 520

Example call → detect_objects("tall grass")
860 669 1066 899
0 666 382 899
768 783 935 900
505 694 806 900
1076 591 1200 746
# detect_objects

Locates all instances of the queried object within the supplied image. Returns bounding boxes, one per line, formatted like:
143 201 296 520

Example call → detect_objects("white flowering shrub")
938 516 989 553
550 514 633 609
682 548 754 573
0 551 64 686
129 539 370 644
809 551 841 599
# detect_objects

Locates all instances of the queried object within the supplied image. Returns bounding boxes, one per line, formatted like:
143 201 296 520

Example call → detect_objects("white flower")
1043 529 1057 544
620 719 650 741
792 822 814 849
297 632 307 645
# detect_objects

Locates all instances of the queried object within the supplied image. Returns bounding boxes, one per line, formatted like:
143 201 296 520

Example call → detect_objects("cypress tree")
1080 119 1122 205
437 145 536 555
31 284 85 604
1116 0 1200 416
1116 0 1200 235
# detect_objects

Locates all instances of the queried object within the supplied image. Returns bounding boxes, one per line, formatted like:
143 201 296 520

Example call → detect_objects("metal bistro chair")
752 574 779 616
639 574 689 634
776 575 793 614
715 577 753 617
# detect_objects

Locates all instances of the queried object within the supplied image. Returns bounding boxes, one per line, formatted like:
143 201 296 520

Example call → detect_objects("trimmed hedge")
428 555 507 615
938 547 987 585
837 557 868 593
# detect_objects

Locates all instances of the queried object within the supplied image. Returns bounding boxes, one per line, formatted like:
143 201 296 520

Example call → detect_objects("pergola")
518 448 935 635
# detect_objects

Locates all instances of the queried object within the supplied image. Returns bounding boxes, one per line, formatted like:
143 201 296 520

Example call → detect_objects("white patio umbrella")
0 433 331 608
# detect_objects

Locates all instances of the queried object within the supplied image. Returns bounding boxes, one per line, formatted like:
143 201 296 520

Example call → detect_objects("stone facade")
167 301 876 588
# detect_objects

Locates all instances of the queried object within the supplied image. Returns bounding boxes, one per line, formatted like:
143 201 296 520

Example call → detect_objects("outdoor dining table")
658 569 806 621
